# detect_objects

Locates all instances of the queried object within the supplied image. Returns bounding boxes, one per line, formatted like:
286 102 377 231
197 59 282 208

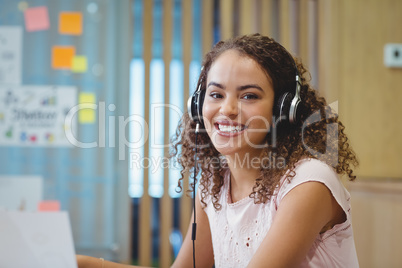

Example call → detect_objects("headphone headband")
188 41 302 125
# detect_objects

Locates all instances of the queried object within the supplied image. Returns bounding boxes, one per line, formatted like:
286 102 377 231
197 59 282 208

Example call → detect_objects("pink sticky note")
24 6 50 32
38 200 61 211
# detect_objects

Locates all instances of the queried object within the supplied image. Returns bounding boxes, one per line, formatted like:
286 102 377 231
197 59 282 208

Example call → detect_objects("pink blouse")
201 158 359 268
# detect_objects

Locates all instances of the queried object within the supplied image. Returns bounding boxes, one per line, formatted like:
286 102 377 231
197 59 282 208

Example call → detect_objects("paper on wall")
0 85 77 147
0 26 22 85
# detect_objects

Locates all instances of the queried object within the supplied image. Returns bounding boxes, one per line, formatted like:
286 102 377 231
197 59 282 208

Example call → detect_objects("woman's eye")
242 94 258 100
210 92 223 99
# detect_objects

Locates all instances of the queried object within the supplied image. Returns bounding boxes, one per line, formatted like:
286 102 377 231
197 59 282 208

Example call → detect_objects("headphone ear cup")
276 92 293 123
197 89 206 123
187 89 206 123
294 100 306 123
289 98 301 124
187 92 197 122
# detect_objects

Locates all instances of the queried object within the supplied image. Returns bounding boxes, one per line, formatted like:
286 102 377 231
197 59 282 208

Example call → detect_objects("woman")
170 33 359 267
77 33 359 268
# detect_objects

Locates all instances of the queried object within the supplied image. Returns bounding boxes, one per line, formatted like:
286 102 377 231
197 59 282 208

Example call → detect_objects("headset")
275 61 302 124
186 43 302 268
187 74 206 126
188 50 302 126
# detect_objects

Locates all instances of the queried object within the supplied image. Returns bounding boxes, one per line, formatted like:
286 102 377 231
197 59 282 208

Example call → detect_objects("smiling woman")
169 33 360 268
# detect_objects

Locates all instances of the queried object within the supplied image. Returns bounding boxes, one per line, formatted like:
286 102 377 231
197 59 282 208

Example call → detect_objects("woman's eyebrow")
207 81 225 89
207 82 263 91
238 84 263 91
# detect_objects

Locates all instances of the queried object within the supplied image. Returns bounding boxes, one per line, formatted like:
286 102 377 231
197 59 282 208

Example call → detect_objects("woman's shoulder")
277 158 350 210
283 158 341 189
293 158 338 179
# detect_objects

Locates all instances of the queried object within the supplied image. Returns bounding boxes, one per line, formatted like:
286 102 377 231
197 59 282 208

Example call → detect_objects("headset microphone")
191 123 199 268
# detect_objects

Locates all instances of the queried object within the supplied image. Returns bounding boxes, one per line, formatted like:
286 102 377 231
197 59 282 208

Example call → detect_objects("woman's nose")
219 97 239 118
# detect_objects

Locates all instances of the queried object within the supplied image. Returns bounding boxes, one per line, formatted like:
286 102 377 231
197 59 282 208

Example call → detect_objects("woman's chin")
212 143 247 157
212 141 267 161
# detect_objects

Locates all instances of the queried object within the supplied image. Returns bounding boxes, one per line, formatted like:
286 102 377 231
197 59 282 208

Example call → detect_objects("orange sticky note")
24 6 50 32
52 46 75 69
59 12 83 35
38 200 61 211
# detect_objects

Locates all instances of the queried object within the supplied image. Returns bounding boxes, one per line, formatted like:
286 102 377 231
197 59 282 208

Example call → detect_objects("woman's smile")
214 120 248 137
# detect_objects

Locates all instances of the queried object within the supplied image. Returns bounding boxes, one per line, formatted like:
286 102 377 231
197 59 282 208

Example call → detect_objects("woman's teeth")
218 124 245 133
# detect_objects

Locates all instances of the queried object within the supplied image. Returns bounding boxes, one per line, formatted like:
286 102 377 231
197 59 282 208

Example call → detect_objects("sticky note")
59 12 83 35
18 1 29 12
52 46 75 69
38 200 61 211
24 6 50 32
71 55 88 73
79 92 96 124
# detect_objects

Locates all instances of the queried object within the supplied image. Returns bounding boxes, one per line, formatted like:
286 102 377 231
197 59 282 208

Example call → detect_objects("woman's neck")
225 150 263 203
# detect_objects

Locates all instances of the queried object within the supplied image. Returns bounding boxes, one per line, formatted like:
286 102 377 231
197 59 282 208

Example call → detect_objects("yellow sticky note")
52 46 75 69
72 56 88 73
79 92 96 124
59 12 83 35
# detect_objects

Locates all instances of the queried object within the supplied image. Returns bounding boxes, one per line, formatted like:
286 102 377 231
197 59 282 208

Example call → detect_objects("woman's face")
202 49 275 157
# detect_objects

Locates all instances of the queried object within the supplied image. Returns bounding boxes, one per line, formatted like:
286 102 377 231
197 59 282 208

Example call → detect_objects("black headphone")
187 50 302 125
275 66 302 124
187 75 206 124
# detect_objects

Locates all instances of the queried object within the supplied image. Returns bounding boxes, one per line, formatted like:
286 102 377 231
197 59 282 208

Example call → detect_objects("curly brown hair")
170 33 358 210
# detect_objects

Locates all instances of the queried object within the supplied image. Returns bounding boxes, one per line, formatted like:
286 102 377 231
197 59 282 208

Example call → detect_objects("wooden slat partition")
139 0 152 266
307 0 318 88
252 0 261 34
160 0 173 267
289 0 299 55
220 0 234 40
298 0 309 64
239 0 253 35
317 0 340 102
260 0 273 37
278 0 290 48
219 0 277 41
179 0 193 243
202 0 214 56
